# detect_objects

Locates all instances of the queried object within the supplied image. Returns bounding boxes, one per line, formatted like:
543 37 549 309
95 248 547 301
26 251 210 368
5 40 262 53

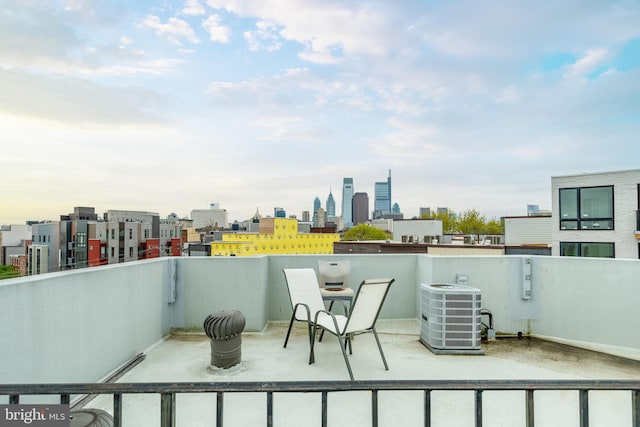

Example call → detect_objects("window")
560 242 615 258
559 186 613 230
77 232 87 248
129 229 133 239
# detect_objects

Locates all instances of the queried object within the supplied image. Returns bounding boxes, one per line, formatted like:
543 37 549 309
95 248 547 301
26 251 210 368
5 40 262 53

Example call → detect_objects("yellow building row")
210 218 339 256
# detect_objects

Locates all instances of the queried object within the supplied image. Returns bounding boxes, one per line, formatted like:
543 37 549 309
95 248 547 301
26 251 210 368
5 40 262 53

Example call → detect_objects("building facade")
504 216 552 246
190 205 228 230
0 224 32 266
374 170 391 219
352 192 369 225
27 244 48 275
207 218 339 256
60 206 98 221
30 222 61 273
551 169 640 259
392 219 443 244
342 178 354 228
313 197 321 227
326 191 336 217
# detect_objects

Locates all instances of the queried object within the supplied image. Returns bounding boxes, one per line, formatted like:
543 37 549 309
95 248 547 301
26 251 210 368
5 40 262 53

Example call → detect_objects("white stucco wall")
266 254 419 323
0 259 171 384
178 256 269 331
531 256 640 357
3 253 640 386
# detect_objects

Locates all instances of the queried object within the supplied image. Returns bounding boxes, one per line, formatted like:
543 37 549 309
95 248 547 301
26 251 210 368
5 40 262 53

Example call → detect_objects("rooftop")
2 253 640 426
81 322 640 426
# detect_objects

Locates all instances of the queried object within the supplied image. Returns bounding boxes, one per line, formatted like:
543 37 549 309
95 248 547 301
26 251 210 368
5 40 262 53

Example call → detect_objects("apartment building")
0 224 31 266
551 169 640 259
208 217 339 256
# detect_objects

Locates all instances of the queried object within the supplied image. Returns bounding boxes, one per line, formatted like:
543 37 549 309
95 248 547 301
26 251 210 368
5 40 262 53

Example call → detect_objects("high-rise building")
326 191 336 217
392 203 401 214
352 192 369 225
301 210 310 222
419 207 431 218
374 170 391 219
342 178 354 228
317 208 326 228
313 197 321 227
274 207 286 218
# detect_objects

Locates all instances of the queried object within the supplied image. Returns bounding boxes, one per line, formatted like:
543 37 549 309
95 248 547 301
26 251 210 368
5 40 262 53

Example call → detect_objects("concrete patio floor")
83 320 640 426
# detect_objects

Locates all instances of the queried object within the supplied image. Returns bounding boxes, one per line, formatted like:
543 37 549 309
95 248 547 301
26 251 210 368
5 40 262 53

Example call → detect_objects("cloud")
206 0 393 63
244 21 282 52
202 14 232 43
140 15 200 45
182 0 207 16
564 48 610 78
0 69 171 126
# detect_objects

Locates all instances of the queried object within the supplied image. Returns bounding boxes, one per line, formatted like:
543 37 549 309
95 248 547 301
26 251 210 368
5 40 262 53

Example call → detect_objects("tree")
485 218 504 235
421 207 504 237
343 224 390 241
457 209 487 236
421 209 458 234
0 265 20 280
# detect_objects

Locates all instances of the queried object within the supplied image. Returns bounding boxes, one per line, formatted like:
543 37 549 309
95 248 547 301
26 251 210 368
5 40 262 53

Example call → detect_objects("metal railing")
2 380 640 427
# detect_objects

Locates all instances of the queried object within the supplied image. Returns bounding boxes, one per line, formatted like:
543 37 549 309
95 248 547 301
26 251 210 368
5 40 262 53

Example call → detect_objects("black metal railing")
2 380 640 427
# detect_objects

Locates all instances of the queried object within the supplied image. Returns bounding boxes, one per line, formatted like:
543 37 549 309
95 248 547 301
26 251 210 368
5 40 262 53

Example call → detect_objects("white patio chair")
282 268 328 350
309 278 395 380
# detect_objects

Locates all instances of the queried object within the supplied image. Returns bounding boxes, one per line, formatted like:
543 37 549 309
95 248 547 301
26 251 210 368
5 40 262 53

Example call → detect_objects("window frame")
559 185 614 230
560 241 615 258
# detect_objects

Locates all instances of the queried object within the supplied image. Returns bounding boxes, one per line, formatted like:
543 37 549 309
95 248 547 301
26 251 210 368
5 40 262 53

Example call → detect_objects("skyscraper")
313 197 321 227
374 170 391 219
326 190 336 217
352 192 369 225
342 178 354 227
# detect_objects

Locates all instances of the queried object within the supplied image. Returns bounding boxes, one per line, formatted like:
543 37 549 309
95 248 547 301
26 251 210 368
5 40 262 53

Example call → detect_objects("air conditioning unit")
420 283 484 355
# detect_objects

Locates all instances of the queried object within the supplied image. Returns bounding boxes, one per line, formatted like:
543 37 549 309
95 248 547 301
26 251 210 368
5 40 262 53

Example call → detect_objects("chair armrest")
313 309 342 335
292 302 311 321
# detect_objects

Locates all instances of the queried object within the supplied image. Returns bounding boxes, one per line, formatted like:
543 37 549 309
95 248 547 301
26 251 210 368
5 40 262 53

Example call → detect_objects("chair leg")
309 325 317 365
372 328 389 371
336 334 355 381
307 322 314 354
283 314 296 348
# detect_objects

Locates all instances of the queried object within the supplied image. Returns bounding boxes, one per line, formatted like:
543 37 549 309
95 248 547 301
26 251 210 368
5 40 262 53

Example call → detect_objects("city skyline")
2 1 639 225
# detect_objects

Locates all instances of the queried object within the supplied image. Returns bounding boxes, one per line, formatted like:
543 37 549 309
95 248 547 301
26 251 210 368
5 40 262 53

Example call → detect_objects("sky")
1 0 639 225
